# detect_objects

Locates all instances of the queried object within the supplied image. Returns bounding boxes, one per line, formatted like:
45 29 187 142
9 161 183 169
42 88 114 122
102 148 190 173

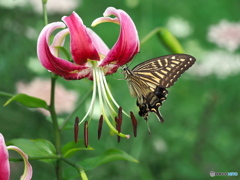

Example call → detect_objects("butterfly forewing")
132 54 196 88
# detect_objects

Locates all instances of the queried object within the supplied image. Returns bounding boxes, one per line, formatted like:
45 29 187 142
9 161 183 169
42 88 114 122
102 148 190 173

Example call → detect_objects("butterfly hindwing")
123 54 196 122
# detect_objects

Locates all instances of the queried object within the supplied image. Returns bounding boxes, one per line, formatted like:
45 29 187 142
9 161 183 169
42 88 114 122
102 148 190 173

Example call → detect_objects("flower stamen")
130 111 138 137
93 65 130 139
74 117 79 143
84 121 89 148
98 115 103 140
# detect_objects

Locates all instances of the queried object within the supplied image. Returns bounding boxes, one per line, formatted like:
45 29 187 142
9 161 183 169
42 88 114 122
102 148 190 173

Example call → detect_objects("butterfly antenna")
111 75 125 80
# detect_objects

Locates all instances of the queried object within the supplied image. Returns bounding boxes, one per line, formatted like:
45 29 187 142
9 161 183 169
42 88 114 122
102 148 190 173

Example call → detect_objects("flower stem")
42 0 48 25
140 27 162 45
49 74 62 180
140 27 184 53
0 91 13 97
41 1 62 179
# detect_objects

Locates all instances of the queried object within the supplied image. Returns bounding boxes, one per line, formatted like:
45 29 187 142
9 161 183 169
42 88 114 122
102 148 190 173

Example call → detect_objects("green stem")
61 158 88 180
61 157 82 172
42 0 48 25
9 155 60 162
140 27 184 53
49 74 62 180
140 27 162 45
41 1 62 179
0 91 13 97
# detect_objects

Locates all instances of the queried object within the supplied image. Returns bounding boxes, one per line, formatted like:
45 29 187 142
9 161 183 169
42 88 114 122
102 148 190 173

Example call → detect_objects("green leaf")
62 140 94 158
8 139 57 162
4 93 49 109
80 148 139 171
157 28 184 54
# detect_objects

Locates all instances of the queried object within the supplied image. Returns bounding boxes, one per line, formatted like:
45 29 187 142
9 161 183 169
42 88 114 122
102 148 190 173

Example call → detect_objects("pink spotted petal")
37 22 87 79
0 134 10 180
62 12 100 65
93 7 140 68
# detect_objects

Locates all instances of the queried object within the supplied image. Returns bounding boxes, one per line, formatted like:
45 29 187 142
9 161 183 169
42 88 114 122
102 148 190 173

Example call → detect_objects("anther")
84 121 88 148
130 111 138 137
115 117 121 143
98 115 103 140
74 117 79 143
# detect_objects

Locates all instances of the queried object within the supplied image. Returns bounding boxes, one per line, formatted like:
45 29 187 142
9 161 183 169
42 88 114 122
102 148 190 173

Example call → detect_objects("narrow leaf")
4 93 49 109
80 148 138 171
62 140 93 158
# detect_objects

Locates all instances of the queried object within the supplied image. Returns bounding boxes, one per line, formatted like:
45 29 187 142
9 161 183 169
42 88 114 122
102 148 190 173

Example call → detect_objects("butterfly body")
122 54 196 122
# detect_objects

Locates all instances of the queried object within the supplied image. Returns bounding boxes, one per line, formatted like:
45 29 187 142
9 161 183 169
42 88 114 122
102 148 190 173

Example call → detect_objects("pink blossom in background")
16 78 78 116
208 20 240 52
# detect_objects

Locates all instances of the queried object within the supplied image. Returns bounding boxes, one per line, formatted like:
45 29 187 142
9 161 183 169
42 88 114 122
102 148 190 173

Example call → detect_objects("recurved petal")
37 22 87 79
93 7 140 68
0 133 10 180
50 28 69 57
7 145 32 180
62 12 100 65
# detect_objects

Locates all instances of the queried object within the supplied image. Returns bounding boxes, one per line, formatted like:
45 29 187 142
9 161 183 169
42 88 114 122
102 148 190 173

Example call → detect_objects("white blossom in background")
166 17 192 38
153 137 168 153
208 20 240 52
0 0 80 14
28 0 80 14
190 50 240 78
16 78 79 116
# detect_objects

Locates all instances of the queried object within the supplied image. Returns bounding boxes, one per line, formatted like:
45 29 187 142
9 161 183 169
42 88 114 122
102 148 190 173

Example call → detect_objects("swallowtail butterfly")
122 54 196 122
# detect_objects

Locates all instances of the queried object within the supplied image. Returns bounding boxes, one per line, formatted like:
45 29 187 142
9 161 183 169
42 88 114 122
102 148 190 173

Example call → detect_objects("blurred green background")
0 0 240 179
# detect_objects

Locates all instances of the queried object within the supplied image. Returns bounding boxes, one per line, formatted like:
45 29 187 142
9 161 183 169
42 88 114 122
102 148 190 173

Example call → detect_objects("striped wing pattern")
123 54 196 123
132 54 196 89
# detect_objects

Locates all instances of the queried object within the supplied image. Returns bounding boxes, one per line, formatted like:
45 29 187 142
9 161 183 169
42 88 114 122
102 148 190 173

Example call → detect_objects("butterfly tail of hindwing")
137 87 168 123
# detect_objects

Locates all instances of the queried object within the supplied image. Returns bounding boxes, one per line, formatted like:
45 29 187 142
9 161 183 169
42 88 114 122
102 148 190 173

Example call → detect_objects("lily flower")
37 7 139 138
0 133 32 180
